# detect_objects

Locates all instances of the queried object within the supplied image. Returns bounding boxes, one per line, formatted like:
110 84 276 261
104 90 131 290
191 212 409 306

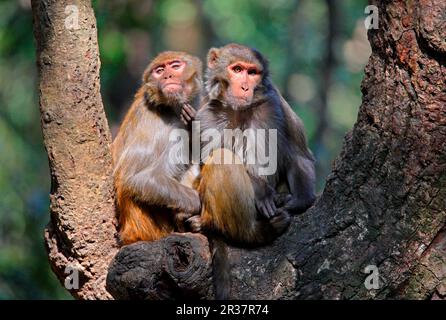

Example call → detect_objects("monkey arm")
272 88 316 213
282 156 316 214
246 171 278 219
123 168 201 215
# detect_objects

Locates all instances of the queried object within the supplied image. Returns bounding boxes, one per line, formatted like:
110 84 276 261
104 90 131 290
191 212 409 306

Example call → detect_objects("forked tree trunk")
31 0 118 299
32 0 446 300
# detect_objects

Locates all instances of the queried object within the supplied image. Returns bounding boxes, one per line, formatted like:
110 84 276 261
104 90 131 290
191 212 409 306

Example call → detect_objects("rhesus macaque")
191 44 316 299
192 43 316 244
112 51 203 245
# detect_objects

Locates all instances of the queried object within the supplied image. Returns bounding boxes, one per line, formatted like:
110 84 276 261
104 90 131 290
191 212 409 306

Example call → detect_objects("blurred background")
0 0 370 299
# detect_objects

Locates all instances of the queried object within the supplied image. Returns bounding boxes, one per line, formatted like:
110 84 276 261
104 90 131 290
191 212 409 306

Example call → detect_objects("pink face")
152 60 186 94
226 62 261 105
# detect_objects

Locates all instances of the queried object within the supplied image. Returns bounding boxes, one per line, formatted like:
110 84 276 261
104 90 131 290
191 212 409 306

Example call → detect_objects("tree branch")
32 0 118 299
33 0 446 300
106 233 214 300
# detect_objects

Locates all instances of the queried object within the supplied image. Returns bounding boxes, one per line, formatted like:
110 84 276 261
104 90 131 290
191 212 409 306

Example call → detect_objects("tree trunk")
31 0 119 299
221 0 446 299
33 0 446 299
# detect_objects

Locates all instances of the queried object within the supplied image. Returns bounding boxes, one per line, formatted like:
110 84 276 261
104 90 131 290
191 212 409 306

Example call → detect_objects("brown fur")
197 149 278 245
112 51 202 245
195 44 316 299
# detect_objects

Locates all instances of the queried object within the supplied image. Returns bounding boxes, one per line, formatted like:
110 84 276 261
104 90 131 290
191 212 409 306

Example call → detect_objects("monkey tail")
210 236 231 300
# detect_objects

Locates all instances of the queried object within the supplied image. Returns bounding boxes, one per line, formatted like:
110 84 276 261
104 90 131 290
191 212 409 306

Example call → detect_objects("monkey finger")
256 201 270 219
188 106 197 117
183 103 193 112
270 209 291 235
255 200 262 216
265 199 277 218
274 193 292 207
182 111 192 123
183 104 196 119
182 109 192 121
283 198 299 212
186 215 202 233
180 114 188 125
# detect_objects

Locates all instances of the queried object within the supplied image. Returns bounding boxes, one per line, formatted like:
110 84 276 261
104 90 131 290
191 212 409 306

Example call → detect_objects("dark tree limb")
106 233 214 300
33 0 446 299
223 0 446 299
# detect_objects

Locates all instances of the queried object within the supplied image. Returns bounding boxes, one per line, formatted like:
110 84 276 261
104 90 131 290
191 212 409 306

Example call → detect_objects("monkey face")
225 62 261 107
206 44 266 110
141 51 202 108
151 60 188 96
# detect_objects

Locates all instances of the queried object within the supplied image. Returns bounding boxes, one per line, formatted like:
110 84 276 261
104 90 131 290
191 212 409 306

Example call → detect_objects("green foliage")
0 0 368 299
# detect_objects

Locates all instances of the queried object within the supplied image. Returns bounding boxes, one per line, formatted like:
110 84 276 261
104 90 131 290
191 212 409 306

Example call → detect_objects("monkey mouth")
163 83 182 91
232 96 252 106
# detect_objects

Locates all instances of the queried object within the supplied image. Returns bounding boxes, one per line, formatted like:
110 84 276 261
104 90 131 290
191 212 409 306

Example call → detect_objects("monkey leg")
117 193 175 245
175 164 201 232
197 148 284 246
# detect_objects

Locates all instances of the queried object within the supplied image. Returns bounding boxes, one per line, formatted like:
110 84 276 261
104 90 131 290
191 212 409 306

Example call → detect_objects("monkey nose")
241 85 249 92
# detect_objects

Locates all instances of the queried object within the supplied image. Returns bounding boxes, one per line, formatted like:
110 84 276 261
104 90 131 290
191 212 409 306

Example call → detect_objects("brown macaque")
112 51 203 245
191 44 316 299
194 43 316 243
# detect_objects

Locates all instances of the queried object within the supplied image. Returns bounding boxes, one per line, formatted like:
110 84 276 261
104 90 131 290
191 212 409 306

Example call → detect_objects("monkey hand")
277 195 315 215
253 179 280 219
185 215 202 233
270 209 291 236
255 193 278 220
174 212 194 233
180 103 196 126
274 193 293 208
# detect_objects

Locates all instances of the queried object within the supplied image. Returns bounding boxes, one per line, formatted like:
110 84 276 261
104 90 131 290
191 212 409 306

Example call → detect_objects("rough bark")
223 0 446 299
31 0 214 300
106 233 214 300
31 0 119 299
33 0 445 300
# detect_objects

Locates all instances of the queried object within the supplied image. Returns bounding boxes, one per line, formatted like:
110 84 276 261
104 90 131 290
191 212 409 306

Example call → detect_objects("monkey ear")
207 48 220 69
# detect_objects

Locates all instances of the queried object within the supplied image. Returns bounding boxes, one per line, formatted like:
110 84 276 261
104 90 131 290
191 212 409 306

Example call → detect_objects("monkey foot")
186 215 202 233
270 210 291 235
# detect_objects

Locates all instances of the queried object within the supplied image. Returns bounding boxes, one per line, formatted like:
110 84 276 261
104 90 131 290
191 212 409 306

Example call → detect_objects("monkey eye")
232 66 243 73
171 63 181 70
154 67 164 74
248 68 258 75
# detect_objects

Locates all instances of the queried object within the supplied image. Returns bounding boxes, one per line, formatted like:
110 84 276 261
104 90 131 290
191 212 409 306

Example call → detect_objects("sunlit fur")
198 149 279 245
112 51 202 245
